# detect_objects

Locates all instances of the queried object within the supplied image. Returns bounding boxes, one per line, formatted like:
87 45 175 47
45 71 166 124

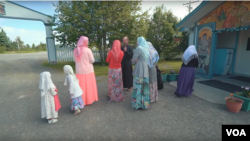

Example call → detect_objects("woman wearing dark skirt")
175 45 198 97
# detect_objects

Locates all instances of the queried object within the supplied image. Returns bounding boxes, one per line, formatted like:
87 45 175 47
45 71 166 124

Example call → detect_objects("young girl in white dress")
64 65 84 115
39 71 61 124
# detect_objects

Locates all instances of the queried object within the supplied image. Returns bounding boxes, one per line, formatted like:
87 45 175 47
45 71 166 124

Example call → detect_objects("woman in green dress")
131 36 150 109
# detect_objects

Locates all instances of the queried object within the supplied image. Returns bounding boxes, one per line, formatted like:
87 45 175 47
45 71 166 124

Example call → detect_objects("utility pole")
183 0 200 13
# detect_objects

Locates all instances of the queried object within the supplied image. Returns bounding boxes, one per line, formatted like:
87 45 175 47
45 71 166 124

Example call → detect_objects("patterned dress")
132 77 150 109
108 68 124 102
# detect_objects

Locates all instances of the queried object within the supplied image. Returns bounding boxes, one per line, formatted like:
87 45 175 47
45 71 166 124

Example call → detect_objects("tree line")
0 27 47 53
50 1 189 61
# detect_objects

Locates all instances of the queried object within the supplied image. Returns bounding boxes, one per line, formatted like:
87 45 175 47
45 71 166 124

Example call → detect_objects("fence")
56 47 182 63
56 47 103 63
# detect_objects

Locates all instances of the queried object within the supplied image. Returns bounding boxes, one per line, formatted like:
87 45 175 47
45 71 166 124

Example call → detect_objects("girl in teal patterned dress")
131 37 150 109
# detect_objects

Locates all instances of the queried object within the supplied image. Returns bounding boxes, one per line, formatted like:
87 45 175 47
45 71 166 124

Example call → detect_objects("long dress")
175 58 198 97
41 88 58 119
121 45 133 89
156 68 163 90
66 75 84 111
74 47 98 105
149 63 158 103
106 51 124 102
131 48 150 109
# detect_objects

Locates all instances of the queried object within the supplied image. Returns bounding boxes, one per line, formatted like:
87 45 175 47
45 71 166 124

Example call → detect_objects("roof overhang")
176 1 225 28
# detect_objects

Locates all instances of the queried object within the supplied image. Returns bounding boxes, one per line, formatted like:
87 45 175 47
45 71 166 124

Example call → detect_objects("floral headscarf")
147 42 159 68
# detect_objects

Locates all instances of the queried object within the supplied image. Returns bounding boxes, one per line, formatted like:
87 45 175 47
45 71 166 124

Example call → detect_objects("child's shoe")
74 109 81 115
48 119 57 124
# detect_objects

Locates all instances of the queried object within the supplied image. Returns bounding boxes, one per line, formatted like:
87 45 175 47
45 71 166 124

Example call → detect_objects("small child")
63 65 84 115
156 65 163 90
39 71 61 124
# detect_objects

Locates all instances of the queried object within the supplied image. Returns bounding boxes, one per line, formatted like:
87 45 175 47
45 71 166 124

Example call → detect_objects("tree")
179 31 189 53
146 4 180 58
32 43 36 50
51 1 149 62
0 28 8 53
15 36 24 51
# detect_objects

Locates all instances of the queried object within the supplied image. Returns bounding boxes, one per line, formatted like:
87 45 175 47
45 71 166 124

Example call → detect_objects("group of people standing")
106 36 160 110
39 35 198 124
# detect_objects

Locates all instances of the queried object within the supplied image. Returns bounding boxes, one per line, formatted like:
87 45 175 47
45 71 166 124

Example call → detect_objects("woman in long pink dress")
74 36 98 105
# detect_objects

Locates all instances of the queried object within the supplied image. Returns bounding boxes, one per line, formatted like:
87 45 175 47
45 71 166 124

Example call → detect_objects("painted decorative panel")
197 1 250 30
196 22 216 78
0 2 5 15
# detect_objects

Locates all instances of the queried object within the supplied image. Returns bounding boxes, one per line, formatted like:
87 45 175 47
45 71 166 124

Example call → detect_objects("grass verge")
42 60 182 76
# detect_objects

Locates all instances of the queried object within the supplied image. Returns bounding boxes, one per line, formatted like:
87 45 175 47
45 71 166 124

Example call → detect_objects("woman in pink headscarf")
74 36 98 105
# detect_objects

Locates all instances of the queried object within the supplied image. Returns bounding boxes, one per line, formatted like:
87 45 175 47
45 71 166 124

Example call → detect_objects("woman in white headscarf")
39 71 60 123
64 65 84 115
147 42 159 103
175 45 199 97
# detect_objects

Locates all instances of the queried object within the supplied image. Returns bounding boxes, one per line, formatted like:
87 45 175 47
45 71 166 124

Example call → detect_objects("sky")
0 1 202 46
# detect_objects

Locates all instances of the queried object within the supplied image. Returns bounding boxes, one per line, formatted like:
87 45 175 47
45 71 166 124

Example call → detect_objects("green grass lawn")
42 60 182 76
2 50 46 54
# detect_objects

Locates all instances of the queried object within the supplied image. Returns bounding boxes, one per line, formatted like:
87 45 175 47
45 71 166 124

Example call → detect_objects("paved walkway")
0 52 249 141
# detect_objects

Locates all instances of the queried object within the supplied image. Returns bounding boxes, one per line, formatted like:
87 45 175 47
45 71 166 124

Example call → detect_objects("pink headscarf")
111 40 121 61
74 36 89 62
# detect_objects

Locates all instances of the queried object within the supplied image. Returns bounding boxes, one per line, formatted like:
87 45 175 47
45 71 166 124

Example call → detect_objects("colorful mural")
197 1 250 30
196 27 212 75
0 3 5 15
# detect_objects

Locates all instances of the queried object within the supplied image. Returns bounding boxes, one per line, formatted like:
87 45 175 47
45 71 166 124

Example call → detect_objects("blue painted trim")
0 15 45 23
193 25 196 46
46 37 57 62
179 27 188 32
195 22 216 79
231 31 240 74
46 38 50 62
210 29 218 78
176 1 209 27
7 1 50 17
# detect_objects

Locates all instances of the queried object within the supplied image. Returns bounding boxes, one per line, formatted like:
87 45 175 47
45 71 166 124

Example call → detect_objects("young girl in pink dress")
39 71 61 124
64 65 84 115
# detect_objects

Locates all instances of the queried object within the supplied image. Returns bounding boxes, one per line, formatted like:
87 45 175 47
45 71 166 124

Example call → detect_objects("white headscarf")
39 71 56 97
63 65 79 85
63 65 79 94
147 42 159 68
182 45 198 65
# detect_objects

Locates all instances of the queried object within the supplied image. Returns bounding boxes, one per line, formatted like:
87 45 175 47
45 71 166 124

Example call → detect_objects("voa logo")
226 129 246 136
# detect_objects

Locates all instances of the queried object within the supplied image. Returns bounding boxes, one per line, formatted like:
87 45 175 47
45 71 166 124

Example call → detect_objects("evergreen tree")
146 4 180 58
32 43 36 50
0 28 8 53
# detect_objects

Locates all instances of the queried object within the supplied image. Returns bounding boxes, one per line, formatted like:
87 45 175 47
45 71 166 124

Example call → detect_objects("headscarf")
111 40 121 61
137 37 150 61
63 65 79 94
39 71 56 97
147 42 159 68
182 45 198 65
63 65 79 85
74 36 89 62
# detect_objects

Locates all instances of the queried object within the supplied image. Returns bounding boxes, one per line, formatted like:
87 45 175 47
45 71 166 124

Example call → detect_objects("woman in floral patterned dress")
106 40 124 102
132 37 150 109
147 42 159 103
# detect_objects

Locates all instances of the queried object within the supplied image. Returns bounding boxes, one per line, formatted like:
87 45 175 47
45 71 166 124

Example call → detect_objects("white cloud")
2 26 59 46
